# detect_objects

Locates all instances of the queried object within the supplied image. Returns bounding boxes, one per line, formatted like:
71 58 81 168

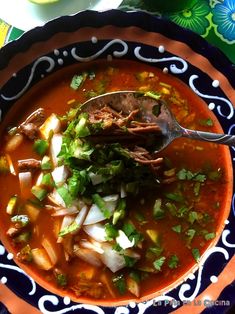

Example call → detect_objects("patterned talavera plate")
0 10 235 314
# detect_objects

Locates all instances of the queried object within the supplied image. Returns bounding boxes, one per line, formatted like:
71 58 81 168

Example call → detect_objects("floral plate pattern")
0 10 235 314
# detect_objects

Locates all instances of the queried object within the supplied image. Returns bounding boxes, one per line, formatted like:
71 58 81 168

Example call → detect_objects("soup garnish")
0 61 230 302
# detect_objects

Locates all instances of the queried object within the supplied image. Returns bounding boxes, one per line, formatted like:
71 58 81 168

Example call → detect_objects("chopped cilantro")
153 198 165 219
153 256 166 271
192 248 200 262
204 232 216 241
168 254 179 269
188 211 198 224
165 192 184 203
105 223 118 241
172 225 182 233
124 255 137 267
112 274 126 295
177 169 206 183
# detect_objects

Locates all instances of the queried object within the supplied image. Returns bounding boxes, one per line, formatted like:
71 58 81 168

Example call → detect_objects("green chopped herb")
153 256 166 271
33 139 49 156
186 228 196 245
194 182 201 196
112 198 126 225
68 169 90 196
177 169 206 183
172 224 182 233
153 198 165 219
188 211 198 224
165 202 177 216
70 72 87 90
112 274 126 295
75 113 91 137
192 248 200 262
124 255 137 267
168 254 179 269
204 232 216 241
148 246 163 257
208 170 222 181
129 271 141 283
144 91 161 101
165 192 184 203
56 273 68 286
123 222 143 246
105 223 118 241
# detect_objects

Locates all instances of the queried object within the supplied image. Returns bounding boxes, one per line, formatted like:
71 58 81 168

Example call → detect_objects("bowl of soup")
0 10 234 313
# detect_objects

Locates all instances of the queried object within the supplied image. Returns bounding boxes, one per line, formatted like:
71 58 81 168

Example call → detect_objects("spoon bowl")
81 91 235 153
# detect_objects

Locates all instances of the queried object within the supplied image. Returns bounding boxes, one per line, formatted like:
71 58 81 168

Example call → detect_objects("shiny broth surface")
0 60 231 303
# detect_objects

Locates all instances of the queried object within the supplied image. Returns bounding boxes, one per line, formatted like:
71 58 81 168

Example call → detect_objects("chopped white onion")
6 154 16 176
73 245 102 267
72 206 88 233
83 195 119 225
116 230 135 250
50 133 63 167
80 239 104 254
18 171 32 199
51 165 69 186
83 223 107 242
51 206 79 217
41 238 58 266
99 243 126 273
31 248 53 271
88 172 105 185
39 113 61 140
48 189 66 207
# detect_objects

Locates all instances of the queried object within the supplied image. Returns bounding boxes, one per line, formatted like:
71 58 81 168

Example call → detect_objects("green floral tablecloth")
0 0 235 63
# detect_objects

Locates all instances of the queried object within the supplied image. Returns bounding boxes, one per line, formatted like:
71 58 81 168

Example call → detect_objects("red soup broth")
0 60 233 305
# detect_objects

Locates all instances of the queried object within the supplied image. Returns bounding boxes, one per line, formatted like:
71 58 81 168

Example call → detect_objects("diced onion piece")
80 239 104 254
74 206 88 230
24 203 40 222
126 277 140 297
51 165 69 186
120 183 127 198
100 243 126 273
6 154 16 176
83 223 107 242
31 248 53 270
19 172 32 199
50 133 63 167
83 195 118 225
35 172 43 186
88 172 104 185
48 189 66 207
41 238 58 266
116 230 135 250
5 133 24 152
51 206 79 217
74 245 102 267
39 113 61 140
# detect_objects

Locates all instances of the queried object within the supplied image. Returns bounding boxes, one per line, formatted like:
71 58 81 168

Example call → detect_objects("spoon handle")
182 128 235 146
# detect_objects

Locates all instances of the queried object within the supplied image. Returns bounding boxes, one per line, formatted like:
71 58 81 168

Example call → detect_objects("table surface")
0 0 235 313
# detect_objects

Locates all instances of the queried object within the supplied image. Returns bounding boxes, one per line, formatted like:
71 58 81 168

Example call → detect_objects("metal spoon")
81 91 235 153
